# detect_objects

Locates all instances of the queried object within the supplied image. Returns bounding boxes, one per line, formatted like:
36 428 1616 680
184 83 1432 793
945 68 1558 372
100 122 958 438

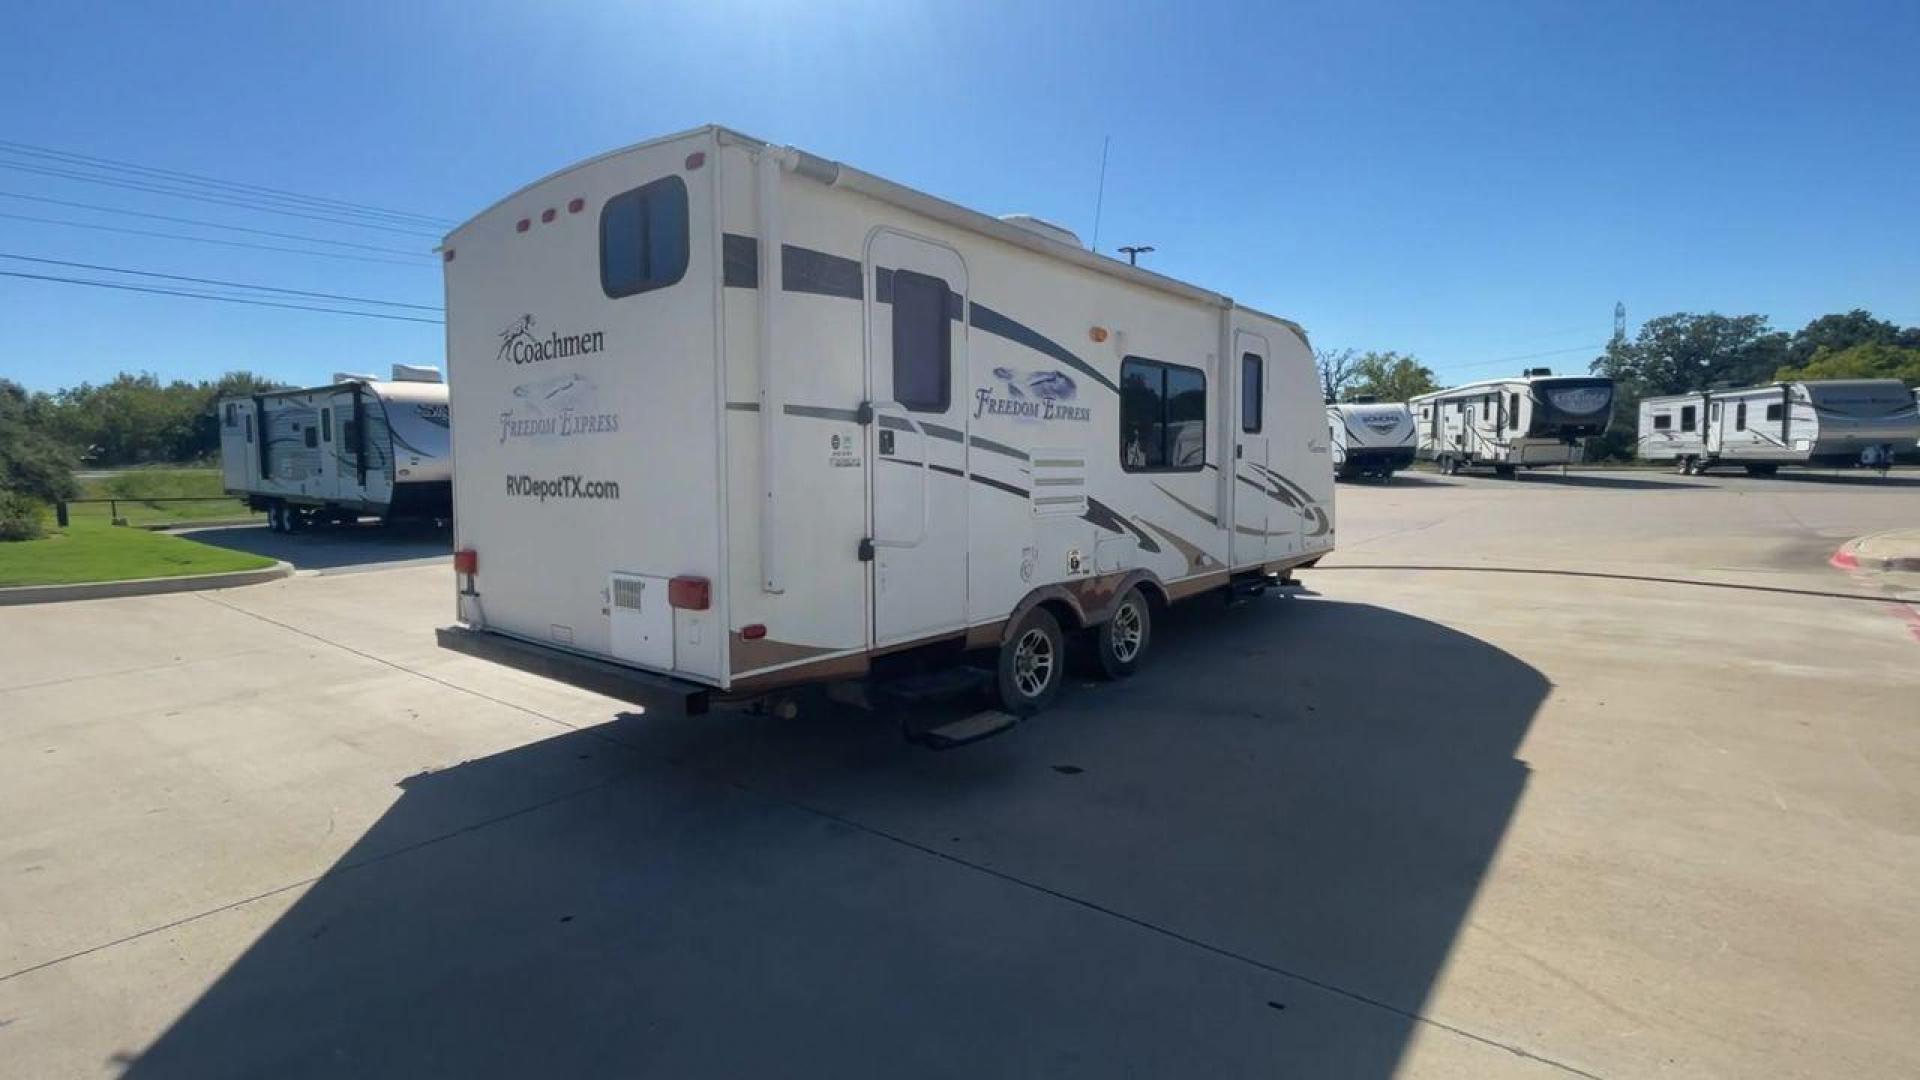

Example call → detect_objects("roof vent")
391 363 444 383
1523 367 1553 377
998 214 1082 249
333 372 378 384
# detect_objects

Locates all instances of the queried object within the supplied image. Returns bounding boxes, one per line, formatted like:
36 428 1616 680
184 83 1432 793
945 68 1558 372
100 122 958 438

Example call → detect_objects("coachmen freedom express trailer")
435 125 1334 733
1327 400 1415 480
1411 370 1614 476
218 366 451 531
1637 379 1920 475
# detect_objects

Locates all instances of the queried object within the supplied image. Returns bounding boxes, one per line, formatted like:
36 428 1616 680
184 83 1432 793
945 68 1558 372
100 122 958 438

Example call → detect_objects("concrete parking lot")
2 470 1916 1079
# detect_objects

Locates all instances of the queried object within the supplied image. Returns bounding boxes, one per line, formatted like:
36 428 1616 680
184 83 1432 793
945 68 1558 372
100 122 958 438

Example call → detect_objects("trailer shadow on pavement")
1506 471 1704 491
178 521 450 573
121 595 1548 1079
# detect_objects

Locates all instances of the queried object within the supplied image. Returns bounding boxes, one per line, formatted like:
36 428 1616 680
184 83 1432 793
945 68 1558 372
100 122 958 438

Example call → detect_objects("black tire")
1438 456 1455 476
1094 587 1152 680
1494 464 1517 478
285 505 306 532
995 607 1065 716
266 502 285 533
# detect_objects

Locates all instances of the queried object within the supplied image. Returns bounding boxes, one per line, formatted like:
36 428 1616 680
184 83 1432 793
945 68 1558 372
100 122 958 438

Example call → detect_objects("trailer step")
909 709 1020 750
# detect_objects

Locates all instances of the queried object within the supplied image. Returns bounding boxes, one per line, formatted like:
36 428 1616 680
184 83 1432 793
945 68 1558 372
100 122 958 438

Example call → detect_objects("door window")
1508 393 1519 429
889 269 951 412
1241 352 1263 433
1736 403 1747 431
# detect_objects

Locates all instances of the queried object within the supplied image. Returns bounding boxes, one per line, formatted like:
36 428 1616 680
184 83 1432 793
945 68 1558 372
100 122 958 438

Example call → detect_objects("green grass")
0 516 274 587
71 466 258 526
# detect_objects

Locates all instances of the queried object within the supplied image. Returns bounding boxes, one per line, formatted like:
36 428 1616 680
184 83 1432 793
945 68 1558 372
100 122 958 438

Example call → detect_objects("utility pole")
1118 244 1154 266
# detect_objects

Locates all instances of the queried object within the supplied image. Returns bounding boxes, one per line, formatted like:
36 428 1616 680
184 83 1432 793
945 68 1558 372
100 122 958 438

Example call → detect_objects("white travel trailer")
1411 369 1614 475
218 366 451 531
1636 379 1919 475
1327 399 1415 480
435 125 1334 737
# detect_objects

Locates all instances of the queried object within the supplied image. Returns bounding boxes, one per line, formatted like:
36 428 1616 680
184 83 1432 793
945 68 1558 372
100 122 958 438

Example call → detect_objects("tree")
0 379 79 504
1315 347 1358 404
1586 312 1789 458
1785 309 1910 369
1776 342 1920 384
1347 351 1438 402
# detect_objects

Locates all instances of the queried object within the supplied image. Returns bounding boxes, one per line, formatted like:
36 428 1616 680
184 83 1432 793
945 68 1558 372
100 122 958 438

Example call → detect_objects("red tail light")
668 576 710 610
453 549 478 575
740 623 767 640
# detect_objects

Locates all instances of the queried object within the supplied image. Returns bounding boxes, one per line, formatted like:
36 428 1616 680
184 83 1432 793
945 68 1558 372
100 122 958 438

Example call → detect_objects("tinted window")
321 408 333 443
304 425 318 449
1121 357 1206 472
1736 403 1747 431
600 175 689 298
1240 352 1263 433
1765 403 1782 421
1680 405 1697 432
342 419 359 453
890 269 951 412
1508 392 1520 429
1653 413 1672 430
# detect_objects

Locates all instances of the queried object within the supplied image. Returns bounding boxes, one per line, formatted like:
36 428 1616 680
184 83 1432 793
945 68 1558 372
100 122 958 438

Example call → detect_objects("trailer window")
1121 357 1206 472
1765 403 1782 421
889 269 951 412
1508 392 1519 429
1653 413 1672 430
1240 352 1263 433
600 175 689 299
304 425 318 449
321 408 332 443
1680 405 1697 432
1736 402 1747 431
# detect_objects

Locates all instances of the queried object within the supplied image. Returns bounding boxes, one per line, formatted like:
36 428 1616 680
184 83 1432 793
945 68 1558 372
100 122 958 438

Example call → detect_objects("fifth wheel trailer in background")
1327 400 1416 480
218 366 451 531
434 124 1334 729
1410 370 1615 476
1636 379 1920 475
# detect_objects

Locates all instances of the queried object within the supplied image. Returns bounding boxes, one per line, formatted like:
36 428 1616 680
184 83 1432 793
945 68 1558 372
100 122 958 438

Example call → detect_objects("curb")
1831 538 1920 574
0 560 293 607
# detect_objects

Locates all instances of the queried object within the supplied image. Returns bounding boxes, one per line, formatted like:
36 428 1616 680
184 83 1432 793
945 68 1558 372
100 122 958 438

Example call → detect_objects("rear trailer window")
600 175 690 298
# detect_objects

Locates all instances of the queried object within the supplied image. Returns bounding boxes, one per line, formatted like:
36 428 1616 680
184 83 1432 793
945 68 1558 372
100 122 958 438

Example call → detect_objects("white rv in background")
1637 379 1919 475
1411 369 1614 476
218 366 451 531
1327 399 1415 480
436 125 1334 738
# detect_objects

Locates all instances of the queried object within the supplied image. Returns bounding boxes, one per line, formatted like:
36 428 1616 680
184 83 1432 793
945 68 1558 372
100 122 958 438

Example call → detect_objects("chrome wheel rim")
1111 600 1144 662
1012 628 1054 698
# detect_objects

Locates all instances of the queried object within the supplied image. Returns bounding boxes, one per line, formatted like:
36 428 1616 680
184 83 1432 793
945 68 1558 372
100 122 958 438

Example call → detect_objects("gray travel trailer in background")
1410 369 1615 476
1327 399 1415 480
218 365 451 531
1636 379 1919 475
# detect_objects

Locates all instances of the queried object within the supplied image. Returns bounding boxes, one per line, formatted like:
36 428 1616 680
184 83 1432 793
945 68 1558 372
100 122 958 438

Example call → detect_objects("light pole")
1118 244 1154 266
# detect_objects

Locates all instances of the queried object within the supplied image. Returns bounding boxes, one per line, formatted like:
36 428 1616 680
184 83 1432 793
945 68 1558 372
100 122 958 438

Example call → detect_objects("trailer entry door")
866 231 969 648
1231 333 1270 569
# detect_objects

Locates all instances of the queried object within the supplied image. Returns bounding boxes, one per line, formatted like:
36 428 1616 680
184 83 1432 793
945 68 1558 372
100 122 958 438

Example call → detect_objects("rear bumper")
436 624 711 716
1342 448 1415 469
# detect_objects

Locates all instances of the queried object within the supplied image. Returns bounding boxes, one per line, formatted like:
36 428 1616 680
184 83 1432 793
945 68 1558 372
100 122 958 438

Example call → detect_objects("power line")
0 252 441 311
0 269 443 324
0 190 435 258
0 138 455 229
1446 343 1606 373
0 210 432 267
0 160 443 237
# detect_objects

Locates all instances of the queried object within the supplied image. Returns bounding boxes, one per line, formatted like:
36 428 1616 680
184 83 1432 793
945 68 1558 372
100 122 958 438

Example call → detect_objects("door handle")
867 400 929 550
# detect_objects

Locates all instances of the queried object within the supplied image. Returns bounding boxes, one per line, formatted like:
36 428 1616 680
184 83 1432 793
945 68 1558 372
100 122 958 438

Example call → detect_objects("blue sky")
1 0 1915 393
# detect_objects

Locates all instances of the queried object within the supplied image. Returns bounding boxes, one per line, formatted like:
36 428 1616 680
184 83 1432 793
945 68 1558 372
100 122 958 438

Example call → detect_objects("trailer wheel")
995 607 1065 715
266 502 285 533
1094 587 1152 680
1744 463 1778 476
1494 464 1517 478
1676 456 1695 475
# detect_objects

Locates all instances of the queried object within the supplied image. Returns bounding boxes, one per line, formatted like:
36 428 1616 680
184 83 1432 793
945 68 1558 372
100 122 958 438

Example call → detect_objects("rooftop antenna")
1612 301 1626 345
1118 244 1154 266
1090 134 1110 253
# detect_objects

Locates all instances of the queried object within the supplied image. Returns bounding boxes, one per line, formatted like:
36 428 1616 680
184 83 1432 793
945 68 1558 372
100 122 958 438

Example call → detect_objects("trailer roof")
445 124 1307 342
1409 372 1609 402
